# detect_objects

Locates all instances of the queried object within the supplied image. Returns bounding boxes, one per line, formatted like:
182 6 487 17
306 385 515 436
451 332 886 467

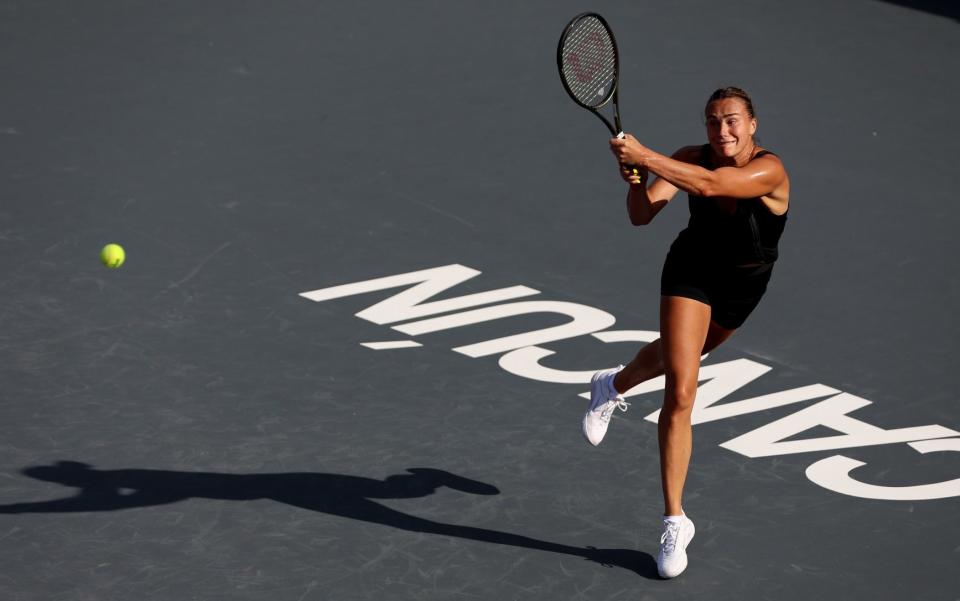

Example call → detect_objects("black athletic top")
670 144 787 266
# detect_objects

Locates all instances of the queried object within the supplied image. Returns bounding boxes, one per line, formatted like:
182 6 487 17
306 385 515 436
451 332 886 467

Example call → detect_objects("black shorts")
660 250 774 330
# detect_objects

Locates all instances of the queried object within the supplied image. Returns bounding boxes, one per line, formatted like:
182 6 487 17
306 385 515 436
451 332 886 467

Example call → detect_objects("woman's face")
705 98 757 158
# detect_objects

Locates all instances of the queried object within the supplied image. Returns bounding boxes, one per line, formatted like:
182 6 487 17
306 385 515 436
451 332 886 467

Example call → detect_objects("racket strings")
560 17 617 108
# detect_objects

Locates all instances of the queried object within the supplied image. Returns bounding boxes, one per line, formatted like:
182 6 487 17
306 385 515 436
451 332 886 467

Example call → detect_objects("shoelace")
660 521 681 554
599 397 630 422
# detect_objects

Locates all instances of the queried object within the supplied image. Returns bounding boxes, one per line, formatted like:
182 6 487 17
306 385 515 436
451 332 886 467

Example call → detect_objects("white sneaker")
581 366 629 446
657 514 696 579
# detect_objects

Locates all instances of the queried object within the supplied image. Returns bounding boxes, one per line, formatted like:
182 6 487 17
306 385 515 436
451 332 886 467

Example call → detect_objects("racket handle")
615 131 640 178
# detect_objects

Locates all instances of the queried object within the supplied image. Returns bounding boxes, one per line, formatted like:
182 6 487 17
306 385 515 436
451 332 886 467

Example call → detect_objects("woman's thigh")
660 296 713 398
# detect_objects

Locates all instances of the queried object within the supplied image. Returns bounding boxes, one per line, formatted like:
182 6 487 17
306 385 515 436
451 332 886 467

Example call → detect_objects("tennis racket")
557 12 637 174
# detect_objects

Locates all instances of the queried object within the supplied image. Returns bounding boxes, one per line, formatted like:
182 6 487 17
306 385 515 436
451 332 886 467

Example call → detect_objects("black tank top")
672 144 787 265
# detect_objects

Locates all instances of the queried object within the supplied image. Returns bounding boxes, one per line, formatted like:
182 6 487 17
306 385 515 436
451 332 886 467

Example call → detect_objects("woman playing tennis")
582 87 790 579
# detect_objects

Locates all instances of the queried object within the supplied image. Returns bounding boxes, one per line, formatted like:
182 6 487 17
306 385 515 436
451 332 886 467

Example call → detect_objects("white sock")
606 366 623 398
664 513 686 524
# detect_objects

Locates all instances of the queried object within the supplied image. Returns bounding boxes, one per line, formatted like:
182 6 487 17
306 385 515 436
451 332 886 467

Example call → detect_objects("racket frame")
556 12 624 138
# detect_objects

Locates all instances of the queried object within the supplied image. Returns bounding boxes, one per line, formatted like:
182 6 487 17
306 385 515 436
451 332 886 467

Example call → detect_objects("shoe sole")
581 372 608 446
581 414 601 446
658 553 687 579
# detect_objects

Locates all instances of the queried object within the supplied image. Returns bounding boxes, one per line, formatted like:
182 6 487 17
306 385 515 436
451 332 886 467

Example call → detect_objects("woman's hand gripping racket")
557 12 639 179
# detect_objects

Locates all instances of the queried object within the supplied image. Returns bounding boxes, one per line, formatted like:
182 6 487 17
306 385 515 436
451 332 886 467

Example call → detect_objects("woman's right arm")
623 146 696 226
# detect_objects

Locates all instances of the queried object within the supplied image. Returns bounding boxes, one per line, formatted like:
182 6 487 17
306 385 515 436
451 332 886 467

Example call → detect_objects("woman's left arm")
610 135 786 199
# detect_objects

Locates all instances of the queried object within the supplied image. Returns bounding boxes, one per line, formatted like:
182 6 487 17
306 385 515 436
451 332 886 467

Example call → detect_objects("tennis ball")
100 243 125 269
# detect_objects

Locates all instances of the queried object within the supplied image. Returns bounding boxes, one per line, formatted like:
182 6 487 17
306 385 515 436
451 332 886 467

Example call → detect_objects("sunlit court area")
1 2 957 599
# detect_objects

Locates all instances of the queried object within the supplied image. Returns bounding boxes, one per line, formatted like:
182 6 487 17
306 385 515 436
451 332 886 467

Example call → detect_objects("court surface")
1 1 958 600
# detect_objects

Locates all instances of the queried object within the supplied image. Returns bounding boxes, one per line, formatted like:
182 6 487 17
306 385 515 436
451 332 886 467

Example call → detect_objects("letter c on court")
805 438 960 501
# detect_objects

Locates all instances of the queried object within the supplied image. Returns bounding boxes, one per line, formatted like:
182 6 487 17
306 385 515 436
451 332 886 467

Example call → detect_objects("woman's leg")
658 295 715 516
611 316 735 396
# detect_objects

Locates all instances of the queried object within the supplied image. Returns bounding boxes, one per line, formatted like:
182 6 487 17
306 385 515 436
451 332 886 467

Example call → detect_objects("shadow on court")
876 0 959 20
0 461 658 579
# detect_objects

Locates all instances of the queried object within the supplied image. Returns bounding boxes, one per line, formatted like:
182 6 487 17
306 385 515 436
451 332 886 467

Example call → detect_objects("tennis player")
582 87 790 579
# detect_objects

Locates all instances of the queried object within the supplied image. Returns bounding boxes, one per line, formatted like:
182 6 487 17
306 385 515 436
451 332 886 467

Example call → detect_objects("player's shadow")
876 0 959 21
0 461 658 578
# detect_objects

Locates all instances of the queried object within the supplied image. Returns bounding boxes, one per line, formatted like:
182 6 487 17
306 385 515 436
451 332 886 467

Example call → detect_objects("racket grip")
615 131 640 178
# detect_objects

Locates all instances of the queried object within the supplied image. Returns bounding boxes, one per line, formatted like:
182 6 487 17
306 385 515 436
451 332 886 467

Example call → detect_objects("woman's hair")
705 86 755 118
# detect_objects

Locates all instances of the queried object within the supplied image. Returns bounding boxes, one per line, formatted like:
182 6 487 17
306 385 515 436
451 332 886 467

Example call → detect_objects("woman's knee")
663 379 697 413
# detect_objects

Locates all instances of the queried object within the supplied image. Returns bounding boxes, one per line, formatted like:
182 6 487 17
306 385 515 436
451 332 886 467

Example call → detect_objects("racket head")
557 13 620 113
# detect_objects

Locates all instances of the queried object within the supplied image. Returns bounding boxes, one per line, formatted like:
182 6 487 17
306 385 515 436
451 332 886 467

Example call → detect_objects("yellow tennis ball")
100 243 125 269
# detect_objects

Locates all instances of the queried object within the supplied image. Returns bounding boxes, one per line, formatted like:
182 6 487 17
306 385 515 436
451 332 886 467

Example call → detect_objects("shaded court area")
0 1 957 600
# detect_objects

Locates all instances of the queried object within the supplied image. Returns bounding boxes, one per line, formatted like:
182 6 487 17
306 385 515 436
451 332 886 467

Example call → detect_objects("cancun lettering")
300 263 959 501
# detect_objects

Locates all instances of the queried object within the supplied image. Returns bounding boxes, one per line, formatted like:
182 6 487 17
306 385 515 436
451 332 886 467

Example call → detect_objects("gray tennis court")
1 1 958 599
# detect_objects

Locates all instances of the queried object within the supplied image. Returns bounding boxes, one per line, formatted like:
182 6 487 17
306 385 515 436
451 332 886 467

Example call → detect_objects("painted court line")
361 340 424 350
